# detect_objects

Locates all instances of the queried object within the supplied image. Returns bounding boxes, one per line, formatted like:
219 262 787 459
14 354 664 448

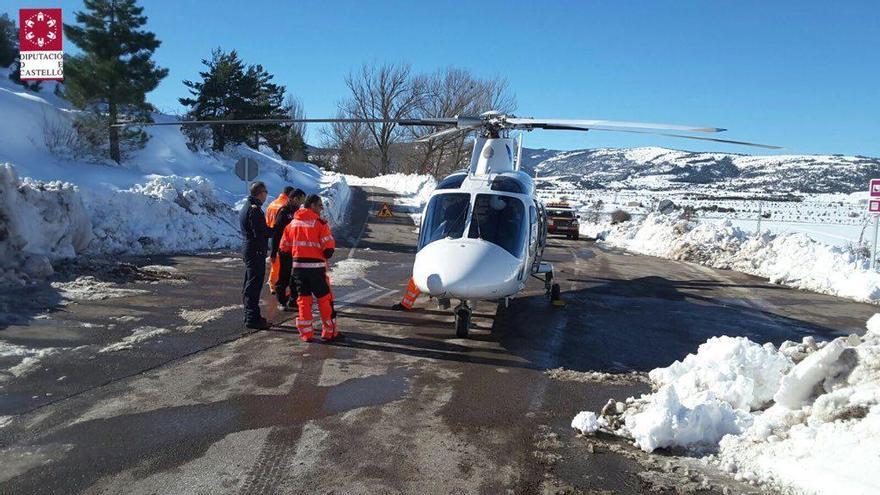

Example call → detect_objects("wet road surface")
0 186 875 494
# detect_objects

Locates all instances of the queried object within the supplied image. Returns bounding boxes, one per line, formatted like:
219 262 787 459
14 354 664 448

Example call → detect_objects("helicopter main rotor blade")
590 128 781 149
506 117 725 133
112 117 459 128
524 123 779 149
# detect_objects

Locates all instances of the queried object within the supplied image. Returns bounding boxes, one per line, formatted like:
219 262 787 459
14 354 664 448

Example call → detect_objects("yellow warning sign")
377 202 394 218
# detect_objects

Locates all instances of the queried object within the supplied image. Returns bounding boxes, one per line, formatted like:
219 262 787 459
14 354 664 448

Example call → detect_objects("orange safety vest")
265 193 289 228
279 208 336 266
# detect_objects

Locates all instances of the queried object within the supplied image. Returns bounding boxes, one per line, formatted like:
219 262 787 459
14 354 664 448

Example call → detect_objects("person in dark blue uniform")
240 181 271 329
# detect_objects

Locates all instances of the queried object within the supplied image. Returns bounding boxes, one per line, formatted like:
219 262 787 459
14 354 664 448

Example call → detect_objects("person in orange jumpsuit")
265 187 305 299
279 194 339 342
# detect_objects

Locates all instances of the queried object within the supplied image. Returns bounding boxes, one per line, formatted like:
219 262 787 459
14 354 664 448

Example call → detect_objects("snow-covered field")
572 316 880 495
0 70 351 285
529 145 880 249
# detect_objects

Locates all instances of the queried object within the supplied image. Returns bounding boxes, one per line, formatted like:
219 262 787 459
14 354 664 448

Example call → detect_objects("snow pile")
346 173 437 223
571 411 601 434
649 336 793 411
0 164 93 283
328 258 379 286
82 174 240 254
571 318 880 495
585 212 880 302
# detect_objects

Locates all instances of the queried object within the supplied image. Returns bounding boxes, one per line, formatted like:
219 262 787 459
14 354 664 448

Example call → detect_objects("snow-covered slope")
523 146 880 194
0 71 350 284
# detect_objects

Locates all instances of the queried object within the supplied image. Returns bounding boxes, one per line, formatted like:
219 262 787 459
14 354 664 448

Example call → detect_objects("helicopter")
118 112 779 337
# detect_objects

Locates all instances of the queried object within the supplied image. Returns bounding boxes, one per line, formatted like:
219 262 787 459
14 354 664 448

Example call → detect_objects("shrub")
610 209 632 224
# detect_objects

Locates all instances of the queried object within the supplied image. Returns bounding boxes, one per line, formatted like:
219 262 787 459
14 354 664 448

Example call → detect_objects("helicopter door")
528 204 538 260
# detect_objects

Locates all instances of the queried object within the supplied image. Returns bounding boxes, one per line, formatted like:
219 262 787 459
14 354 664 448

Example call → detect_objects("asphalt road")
0 186 875 494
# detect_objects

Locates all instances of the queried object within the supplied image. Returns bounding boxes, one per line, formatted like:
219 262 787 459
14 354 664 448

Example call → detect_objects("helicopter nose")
413 238 522 299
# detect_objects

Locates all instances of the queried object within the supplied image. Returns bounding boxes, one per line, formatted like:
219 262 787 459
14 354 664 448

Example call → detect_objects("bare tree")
343 62 424 175
285 95 307 138
410 68 517 177
322 101 376 176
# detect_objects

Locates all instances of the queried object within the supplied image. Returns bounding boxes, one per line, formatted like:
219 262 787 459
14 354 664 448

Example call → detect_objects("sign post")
234 157 259 195
18 9 64 81
868 180 880 270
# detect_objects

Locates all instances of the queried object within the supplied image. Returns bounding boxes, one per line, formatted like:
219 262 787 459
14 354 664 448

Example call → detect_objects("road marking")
362 277 393 291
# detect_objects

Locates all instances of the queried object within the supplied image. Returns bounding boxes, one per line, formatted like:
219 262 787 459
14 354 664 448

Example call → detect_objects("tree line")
0 1 514 178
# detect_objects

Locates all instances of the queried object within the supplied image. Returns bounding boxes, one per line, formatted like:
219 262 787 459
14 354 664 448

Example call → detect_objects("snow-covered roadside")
571 316 880 495
345 173 436 224
0 70 352 285
582 212 880 303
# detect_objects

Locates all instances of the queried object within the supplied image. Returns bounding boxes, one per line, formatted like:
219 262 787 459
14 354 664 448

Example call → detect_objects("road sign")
235 157 259 182
871 179 880 197
19 9 64 81
377 202 394 218
870 200 880 213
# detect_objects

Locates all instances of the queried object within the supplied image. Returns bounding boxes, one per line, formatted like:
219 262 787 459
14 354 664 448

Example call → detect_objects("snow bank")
0 69 352 285
346 173 436 223
0 164 92 283
585 212 880 303
571 316 880 495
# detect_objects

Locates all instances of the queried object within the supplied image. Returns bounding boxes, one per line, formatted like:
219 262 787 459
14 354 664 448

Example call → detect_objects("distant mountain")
520 147 880 194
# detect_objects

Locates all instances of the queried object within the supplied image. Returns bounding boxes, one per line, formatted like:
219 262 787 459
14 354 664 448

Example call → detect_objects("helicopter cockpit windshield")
467 194 525 257
419 193 470 250
419 192 527 257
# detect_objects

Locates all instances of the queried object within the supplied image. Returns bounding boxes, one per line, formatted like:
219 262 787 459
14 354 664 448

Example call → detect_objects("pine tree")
180 49 248 152
180 49 292 154
0 14 16 68
1 14 42 92
63 0 168 163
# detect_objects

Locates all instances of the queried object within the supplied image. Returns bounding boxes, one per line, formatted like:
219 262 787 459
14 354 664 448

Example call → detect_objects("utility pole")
872 214 879 271
756 201 763 236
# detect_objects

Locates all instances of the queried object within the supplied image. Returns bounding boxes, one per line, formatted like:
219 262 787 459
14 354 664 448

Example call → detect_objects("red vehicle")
546 203 580 240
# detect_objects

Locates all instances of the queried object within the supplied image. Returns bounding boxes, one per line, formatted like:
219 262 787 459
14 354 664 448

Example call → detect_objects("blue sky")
3 0 879 156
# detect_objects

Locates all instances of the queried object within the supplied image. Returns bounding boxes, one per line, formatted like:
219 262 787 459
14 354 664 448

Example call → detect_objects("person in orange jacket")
265 187 305 299
279 194 339 342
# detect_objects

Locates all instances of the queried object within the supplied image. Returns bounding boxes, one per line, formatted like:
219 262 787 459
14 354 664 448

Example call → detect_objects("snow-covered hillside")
0 70 351 284
523 146 880 194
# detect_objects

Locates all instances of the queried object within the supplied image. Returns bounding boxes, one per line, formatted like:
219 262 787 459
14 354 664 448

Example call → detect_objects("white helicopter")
121 112 778 337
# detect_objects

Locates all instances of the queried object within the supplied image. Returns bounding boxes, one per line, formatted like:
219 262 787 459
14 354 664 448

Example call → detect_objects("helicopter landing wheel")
455 302 471 338
550 283 565 307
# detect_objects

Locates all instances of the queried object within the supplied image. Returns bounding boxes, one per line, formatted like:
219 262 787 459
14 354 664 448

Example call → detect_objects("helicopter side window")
436 173 467 190
418 193 471 250
467 194 525 257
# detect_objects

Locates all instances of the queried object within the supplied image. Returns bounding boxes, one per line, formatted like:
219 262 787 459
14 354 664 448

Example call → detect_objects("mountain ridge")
521 146 880 194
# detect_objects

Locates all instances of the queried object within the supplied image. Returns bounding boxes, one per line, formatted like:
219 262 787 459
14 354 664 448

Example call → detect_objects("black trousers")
292 267 331 299
274 252 299 305
242 251 266 323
